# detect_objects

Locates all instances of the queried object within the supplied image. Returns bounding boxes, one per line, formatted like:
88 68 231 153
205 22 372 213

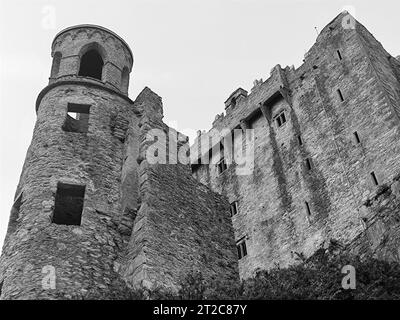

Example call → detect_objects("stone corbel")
259 103 271 125
279 86 293 109
239 119 249 131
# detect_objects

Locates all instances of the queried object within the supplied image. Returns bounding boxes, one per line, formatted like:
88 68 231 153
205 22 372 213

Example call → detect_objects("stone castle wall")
121 88 239 291
1 13 399 299
192 12 400 278
0 83 135 299
348 175 400 261
0 72 239 298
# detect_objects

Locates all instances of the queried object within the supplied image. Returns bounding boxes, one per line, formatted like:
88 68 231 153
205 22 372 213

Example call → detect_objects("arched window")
50 52 62 78
121 67 130 93
78 49 104 80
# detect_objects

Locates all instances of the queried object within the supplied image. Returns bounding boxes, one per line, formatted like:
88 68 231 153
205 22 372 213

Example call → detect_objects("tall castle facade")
191 12 400 279
1 12 400 299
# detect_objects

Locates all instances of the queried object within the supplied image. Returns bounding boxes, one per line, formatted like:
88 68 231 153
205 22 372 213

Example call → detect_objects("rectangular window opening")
370 172 379 186
353 131 361 144
305 201 311 216
230 201 238 217
337 50 342 60
236 239 247 260
337 89 345 102
275 111 287 128
52 183 85 226
62 103 91 133
0 280 3 296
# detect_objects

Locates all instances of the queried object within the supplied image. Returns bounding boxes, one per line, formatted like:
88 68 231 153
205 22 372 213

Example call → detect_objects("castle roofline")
52 24 133 60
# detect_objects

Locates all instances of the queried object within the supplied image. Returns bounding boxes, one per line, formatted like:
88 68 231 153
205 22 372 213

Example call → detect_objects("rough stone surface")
120 94 238 291
0 26 238 299
347 175 400 261
1 12 400 299
191 12 400 279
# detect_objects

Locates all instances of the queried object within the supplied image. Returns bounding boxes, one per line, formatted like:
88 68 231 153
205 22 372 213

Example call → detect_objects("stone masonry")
0 25 238 299
0 12 400 299
191 12 400 279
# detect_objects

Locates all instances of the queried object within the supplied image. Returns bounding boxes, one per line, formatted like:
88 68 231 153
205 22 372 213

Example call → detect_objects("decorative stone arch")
121 66 130 94
50 52 62 79
78 42 107 80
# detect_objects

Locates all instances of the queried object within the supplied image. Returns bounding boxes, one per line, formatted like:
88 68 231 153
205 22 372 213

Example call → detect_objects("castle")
1 12 400 299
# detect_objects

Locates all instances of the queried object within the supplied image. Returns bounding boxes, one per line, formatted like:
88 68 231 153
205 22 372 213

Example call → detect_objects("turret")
49 25 133 95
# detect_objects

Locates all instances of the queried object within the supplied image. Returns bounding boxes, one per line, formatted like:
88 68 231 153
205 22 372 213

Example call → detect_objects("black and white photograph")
0 0 399 313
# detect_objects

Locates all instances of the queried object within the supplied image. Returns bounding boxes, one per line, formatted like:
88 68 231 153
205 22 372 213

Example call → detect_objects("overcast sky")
0 0 399 251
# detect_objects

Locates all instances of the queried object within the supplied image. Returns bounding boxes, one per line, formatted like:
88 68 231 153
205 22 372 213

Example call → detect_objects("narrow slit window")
305 158 312 171
353 131 361 144
305 201 311 216
217 157 228 174
230 201 238 217
0 280 3 296
62 103 91 133
370 172 379 186
298 135 303 146
337 50 342 60
236 239 247 260
337 89 345 102
52 183 85 226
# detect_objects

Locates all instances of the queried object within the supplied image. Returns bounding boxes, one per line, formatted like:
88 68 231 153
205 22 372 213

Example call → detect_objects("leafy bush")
140 250 400 300
77 250 400 300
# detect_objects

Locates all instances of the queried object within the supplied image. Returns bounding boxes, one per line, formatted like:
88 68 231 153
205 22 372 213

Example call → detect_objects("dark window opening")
305 158 312 171
217 157 228 174
191 164 201 174
337 89 345 102
50 52 62 78
230 201 238 217
62 103 90 133
337 50 343 60
298 135 303 146
78 49 104 80
52 183 85 226
370 172 379 186
305 201 311 216
275 111 287 127
0 281 3 296
353 131 361 144
237 239 247 260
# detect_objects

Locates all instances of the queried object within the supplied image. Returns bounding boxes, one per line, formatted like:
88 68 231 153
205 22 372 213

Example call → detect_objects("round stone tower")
0 25 137 299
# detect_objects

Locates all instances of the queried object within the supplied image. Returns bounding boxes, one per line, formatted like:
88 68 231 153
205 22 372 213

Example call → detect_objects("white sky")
1 0 399 252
